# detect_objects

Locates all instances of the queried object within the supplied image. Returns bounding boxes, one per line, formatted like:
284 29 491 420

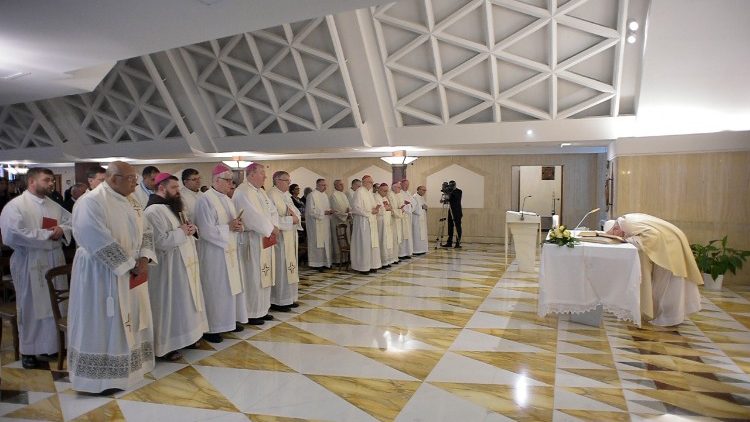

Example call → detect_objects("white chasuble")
269 187 302 306
194 189 247 334
144 204 208 356
0 191 71 355
68 182 157 393
350 186 381 272
234 182 277 318
305 190 332 267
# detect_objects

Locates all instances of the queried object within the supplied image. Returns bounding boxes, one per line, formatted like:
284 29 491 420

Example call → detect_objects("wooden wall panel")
614 151 750 285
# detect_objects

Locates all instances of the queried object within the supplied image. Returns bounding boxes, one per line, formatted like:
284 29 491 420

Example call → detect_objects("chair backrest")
336 224 349 250
44 264 73 324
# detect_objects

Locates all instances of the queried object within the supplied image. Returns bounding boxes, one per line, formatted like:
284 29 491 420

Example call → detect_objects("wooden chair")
335 223 350 270
0 254 20 361
45 263 72 370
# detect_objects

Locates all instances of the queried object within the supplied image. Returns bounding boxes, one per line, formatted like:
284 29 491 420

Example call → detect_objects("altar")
537 237 643 326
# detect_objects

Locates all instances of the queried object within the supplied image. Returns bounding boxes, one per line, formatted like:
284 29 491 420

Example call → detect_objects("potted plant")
690 236 750 290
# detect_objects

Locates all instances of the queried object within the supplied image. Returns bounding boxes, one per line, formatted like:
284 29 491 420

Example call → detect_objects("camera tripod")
434 201 454 249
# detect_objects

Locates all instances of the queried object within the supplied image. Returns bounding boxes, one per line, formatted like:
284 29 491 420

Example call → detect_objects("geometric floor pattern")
2 244 750 421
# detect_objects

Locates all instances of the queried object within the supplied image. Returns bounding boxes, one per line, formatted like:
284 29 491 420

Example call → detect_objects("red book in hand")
263 233 277 249
42 217 58 229
130 271 148 289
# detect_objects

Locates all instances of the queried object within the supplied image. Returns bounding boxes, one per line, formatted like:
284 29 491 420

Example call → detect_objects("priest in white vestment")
0 168 72 369
268 171 302 311
329 179 350 264
179 168 202 223
234 163 280 325
193 164 247 343
68 161 157 394
133 165 159 209
306 178 334 270
605 213 703 326
144 173 208 360
350 175 381 273
374 183 397 266
347 179 361 209
411 185 429 255
393 182 414 259
388 185 404 261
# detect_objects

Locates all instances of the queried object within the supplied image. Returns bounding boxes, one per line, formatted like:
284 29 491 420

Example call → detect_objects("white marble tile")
450 329 548 353
396 383 514 422
288 322 438 350
556 341 608 354
194 366 377 421
58 394 113 421
554 370 614 388
368 285 481 298
426 352 548 386
556 354 611 370
350 294 469 312
478 299 538 313
249 341 417 380
466 311 555 330
384 276 486 289
117 399 249 421
320 307 458 328
487 287 538 300
553 388 622 411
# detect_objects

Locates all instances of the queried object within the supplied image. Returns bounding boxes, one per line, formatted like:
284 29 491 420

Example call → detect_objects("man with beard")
68 161 157 393
0 168 72 369
144 173 207 361
350 175 381 274
193 164 246 342
267 171 302 311
329 179 350 265
306 178 333 271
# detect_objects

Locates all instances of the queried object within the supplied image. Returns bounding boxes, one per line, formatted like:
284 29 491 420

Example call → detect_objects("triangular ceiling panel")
556 24 609 64
493 5 540 42
567 0 619 29
439 2 487 46
504 24 549 65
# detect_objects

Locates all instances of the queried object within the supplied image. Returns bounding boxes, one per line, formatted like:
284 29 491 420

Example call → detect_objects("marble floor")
1 244 750 421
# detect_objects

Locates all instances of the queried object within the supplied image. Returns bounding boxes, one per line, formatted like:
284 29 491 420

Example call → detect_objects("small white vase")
702 273 724 291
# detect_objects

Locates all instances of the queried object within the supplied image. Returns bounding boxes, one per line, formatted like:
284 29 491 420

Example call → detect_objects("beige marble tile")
197 341 295 372
5 394 63 421
71 400 125 421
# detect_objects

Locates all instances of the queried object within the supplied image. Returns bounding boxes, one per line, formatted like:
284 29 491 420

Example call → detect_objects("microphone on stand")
573 207 601 230
520 195 532 220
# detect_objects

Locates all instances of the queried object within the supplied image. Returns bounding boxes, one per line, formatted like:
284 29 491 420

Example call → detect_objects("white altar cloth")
538 239 643 326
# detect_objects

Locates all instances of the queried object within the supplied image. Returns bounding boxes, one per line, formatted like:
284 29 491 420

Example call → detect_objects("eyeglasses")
218 177 233 182
186 177 201 182
277 178 290 183
114 174 139 182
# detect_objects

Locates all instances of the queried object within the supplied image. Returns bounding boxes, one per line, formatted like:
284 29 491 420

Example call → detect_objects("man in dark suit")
62 183 88 213
441 180 463 248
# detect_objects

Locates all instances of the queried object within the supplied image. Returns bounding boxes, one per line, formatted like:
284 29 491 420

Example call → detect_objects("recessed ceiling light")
626 33 637 44
628 19 639 31
0 71 30 81
526 129 533 136
560 143 572 147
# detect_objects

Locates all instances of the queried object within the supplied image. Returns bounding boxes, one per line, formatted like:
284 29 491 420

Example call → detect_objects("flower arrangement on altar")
546 225 578 248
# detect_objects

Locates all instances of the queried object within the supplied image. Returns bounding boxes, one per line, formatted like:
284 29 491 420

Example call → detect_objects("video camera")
440 180 456 203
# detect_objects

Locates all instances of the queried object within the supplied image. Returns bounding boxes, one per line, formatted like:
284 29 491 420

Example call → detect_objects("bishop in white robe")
68 161 157 394
306 179 333 269
268 171 302 310
234 163 280 325
0 168 72 369
350 175 381 273
374 184 397 266
144 173 208 359
329 179 350 264
411 185 429 254
193 164 247 342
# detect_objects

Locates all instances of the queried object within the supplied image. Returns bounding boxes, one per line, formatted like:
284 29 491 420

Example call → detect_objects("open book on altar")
576 230 626 244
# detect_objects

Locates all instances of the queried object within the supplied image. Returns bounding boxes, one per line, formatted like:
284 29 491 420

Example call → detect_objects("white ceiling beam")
555 15 620 39
556 38 619 72
498 72 550 100
397 105 444 125
557 92 614 119
447 100 492 124
491 0 550 19
611 0 628 117
326 15 363 127
433 0 484 34
557 70 614 94
493 17 551 52
497 98 549 120
371 8 403 128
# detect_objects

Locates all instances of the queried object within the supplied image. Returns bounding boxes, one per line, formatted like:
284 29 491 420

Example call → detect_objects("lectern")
505 211 542 272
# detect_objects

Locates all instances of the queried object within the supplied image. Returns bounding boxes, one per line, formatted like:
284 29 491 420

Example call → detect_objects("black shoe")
441 243 452 248
369 269 377 273
383 264 391 268
97 388 123 396
247 317 265 325
358 271 369 275
203 333 223 343
233 323 245 332
289 302 300 308
317 267 325 272
262 314 275 321
21 355 37 369
270 304 291 312
454 244 462 249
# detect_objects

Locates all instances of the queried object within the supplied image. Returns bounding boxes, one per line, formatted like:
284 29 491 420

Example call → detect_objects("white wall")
519 165 562 217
